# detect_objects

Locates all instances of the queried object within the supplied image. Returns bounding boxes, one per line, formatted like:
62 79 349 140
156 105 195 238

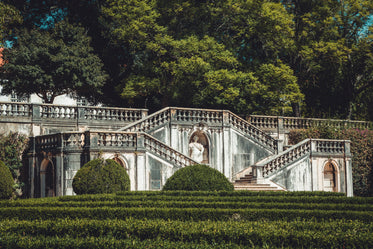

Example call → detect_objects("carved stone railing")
0 101 148 135
259 139 311 177
256 138 349 177
119 107 278 153
41 105 77 119
0 102 32 118
35 132 85 151
82 106 146 122
33 130 196 168
248 115 372 131
93 132 138 148
228 112 278 153
118 107 171 132
143 133 197 168
173 108 224 124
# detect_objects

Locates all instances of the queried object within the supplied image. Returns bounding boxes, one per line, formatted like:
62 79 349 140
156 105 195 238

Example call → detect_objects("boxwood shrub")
163 164 234 191
0 160 14 199
72 159 130 195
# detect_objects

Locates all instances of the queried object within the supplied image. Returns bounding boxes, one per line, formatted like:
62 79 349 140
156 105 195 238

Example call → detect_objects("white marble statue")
189 135 204 163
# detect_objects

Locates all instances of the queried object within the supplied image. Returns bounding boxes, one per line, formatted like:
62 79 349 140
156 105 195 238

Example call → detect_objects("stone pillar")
136 133 147 190
310 140 319 191
222 111 231 179
63 153 81 195
277 117 284 152
169 109 179 149
345 141 353 197
77 107 88 131
31 104 41 136
55 153 64 196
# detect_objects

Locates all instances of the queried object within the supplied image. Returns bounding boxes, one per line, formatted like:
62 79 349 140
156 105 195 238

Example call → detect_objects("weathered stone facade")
0 102 357 197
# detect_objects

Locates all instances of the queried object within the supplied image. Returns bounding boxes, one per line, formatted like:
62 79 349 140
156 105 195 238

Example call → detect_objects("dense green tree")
283 0 373 120
0 20 108 103
0 2 22 44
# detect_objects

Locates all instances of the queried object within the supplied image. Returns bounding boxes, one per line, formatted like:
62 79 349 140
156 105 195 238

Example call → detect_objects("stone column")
310 140 319 191
222 111 231 179
136 133 147 190
345 141 353 197
31 104 41 136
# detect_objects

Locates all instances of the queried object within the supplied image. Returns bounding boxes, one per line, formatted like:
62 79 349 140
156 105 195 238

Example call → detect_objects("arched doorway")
40 159 55 197
323 162 337 192
189 132 209 164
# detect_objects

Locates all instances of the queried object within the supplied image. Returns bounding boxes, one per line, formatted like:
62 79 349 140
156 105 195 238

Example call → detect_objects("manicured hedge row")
0 235 239 249
0 206 372 222
1 218 372 248
2 199 372 212
116 190 346 197
58 194 373 205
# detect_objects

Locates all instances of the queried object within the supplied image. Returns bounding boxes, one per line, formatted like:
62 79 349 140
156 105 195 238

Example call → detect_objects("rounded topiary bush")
163 164 234 191
72 158 130 195
0 160 14 199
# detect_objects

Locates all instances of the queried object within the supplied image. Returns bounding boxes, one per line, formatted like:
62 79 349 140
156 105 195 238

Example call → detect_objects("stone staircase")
233 173 285 191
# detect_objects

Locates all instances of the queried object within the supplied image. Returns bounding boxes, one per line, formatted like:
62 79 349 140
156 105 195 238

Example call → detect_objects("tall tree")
283 0 373 120
0 20 108 103
0 2 22 44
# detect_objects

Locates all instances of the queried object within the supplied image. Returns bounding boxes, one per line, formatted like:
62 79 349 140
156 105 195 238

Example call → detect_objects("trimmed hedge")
163 164 234 191
72 159 130 195
1 218 372 248
0 206 372 222
0 160 13 199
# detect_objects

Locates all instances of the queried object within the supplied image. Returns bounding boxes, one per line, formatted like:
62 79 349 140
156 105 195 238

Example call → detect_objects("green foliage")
0 160 14 199
0 2 22 44
0 132 28 195
289 127 373 196
0 20 108 103
162 164 234 191
72 159 130 195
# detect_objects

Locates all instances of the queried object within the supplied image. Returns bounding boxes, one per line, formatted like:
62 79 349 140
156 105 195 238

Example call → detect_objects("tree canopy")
1 0 372 120
0 20 107 103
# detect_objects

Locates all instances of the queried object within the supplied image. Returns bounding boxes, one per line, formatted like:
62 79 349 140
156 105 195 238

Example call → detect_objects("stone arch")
322 160 339 192
189 131 210 164
112 154 128 171
40 159 55 197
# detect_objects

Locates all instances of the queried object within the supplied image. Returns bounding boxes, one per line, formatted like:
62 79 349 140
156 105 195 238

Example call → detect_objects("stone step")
233 183 285 191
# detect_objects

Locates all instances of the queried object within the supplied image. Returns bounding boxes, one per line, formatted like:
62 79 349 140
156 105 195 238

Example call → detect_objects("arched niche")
323 161 339 192
189 131 209 164
40 159 55 197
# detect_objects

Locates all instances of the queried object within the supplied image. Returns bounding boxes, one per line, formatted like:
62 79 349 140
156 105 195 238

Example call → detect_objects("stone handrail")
33 130 196 168
228 112 278 153
35 132 85 151
0 102 32 118
118 107 278 153
173 107 223 123
248 115 372 131
0 101 147 123
143 133 197 168
118 107 171 132
90 131 138 148
257 138 349 177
